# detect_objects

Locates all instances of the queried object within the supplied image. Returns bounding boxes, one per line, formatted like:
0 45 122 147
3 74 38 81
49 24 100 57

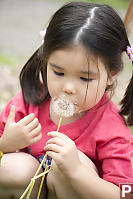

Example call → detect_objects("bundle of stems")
19 117 62 199
19 154 51 199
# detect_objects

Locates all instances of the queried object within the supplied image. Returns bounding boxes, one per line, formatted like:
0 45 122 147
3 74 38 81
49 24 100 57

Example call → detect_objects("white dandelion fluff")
52 95 76 117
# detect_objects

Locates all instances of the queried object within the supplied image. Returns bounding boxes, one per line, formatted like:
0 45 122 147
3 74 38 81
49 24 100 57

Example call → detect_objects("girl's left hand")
44 131 81 177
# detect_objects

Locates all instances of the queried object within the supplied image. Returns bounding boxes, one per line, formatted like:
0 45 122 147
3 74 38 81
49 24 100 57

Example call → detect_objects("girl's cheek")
81 95 97 110
48 82 61 97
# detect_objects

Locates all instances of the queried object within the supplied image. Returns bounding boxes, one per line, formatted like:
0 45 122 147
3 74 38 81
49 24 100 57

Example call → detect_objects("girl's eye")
54 71 64 76
80 77 93 82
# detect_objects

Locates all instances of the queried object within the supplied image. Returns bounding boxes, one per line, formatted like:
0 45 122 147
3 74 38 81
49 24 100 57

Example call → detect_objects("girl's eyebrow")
80 70 98 75
49 62 98 75
49 62 64 70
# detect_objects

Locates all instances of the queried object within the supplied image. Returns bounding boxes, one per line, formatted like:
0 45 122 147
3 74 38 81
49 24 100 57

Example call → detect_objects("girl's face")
47 45 113 114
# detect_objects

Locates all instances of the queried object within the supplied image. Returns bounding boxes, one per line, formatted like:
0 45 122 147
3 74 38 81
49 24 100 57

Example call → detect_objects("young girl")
0 1 133 199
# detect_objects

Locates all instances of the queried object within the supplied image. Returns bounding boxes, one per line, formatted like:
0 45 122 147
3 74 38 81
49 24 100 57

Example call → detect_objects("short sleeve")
0 92 28 137
97 135 133 186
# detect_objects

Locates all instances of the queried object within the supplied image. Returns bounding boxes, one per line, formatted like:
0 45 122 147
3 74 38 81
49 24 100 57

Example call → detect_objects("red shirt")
0 91 133 186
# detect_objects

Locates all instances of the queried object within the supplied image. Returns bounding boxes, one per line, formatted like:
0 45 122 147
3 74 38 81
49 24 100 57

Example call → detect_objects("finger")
46 137 64 146
47 131 71 142
31 133 42 144
46 151 58 162
26 117 39 131
44 143 61 153
30 123 42 138
17 113 35 126
6 105 16 124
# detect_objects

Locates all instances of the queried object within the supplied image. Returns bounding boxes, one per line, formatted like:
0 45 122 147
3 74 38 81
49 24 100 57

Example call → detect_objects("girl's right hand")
0 106 42 153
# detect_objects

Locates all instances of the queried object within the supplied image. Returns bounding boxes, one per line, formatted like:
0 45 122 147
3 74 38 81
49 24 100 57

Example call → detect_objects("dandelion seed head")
52 95 76 117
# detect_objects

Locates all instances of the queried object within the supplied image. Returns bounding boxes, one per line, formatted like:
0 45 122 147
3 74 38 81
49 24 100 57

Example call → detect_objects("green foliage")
0 54 17 67
0 53 26 69
86 0 128 9
62 0 128 9
130 126 133 134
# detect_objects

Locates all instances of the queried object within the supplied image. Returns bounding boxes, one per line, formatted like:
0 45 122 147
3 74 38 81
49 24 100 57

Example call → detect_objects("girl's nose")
62 81 76 95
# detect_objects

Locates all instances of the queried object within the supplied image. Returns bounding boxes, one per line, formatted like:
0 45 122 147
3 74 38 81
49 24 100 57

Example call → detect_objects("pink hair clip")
126 46 133 62
40 29 46 44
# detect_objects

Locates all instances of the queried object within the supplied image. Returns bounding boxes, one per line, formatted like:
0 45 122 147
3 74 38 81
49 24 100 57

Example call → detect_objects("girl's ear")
107 71 118 86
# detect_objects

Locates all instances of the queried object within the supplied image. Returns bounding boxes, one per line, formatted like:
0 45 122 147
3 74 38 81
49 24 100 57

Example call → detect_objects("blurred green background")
62 0 128 9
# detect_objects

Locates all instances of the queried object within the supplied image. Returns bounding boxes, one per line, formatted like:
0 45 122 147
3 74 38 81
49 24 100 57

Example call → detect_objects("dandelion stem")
34 153 47 177
19 153 47 199
37 160 48 199
26 179 35 199
57 117 62 132
33 169 51 180
19 181 32 199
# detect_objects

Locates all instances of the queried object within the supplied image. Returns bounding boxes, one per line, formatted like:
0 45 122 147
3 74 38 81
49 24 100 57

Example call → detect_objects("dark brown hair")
20 1 133 125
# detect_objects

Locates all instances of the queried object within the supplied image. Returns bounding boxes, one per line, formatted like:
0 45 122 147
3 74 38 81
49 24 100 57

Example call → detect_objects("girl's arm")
45 131 120 199
0 106 42 153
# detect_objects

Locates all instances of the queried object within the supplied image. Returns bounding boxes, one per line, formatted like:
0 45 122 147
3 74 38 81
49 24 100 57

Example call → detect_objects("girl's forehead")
48 45 105 73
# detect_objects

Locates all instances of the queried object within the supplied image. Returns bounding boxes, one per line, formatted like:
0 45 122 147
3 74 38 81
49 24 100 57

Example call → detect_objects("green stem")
33 169 51 180
57 117 62 132
19 154 47 199
19 181 32 199
37 160 48 199
37 175 45 199
26 179 35 199
34 153 47 177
